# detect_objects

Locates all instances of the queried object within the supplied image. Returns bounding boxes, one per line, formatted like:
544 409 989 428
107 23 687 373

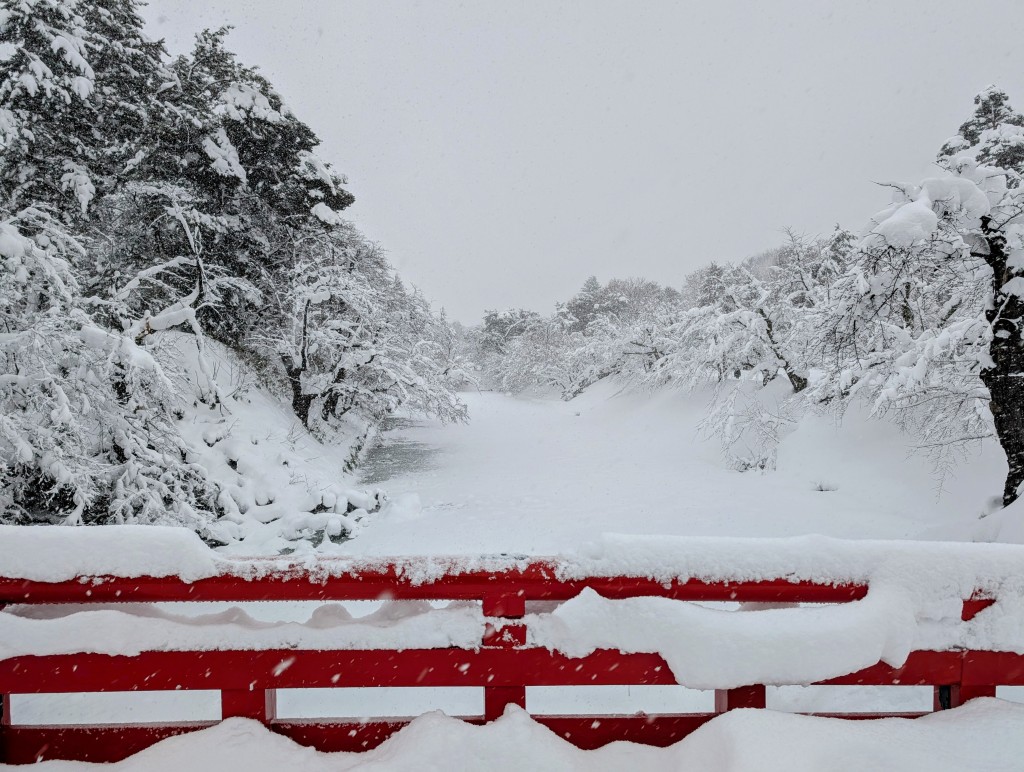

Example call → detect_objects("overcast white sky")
143 1 1023 323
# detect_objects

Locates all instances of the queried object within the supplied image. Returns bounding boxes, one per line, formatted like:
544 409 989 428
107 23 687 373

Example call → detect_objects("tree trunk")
322 368 346 421
980 217 1024 506
757 309 808 393
280 354 313 427
281 300 314 427
981 369 1024 506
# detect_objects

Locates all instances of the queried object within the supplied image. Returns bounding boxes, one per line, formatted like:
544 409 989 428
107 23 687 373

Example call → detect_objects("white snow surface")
863 175 991 249
351 383 1005 554
11 702 1024 772
5 525 1024 592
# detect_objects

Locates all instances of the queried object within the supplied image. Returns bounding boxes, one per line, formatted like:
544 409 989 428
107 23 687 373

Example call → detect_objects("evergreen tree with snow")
561 275 603 332
0 0 96 214
939 87 1024 506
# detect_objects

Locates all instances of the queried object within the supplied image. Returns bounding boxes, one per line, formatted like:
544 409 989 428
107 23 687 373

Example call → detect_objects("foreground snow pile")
13 702 1024 772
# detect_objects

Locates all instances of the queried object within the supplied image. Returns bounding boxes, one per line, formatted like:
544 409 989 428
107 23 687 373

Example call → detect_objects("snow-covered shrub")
700 379 800 473
0 209 219 528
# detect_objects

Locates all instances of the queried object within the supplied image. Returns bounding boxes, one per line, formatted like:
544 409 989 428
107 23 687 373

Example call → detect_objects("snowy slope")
349 380 1004 556
159 334 382 553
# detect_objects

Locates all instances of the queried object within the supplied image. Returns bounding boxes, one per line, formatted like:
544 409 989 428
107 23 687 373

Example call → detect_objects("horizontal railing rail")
0 567 872 604
0 560 1018 764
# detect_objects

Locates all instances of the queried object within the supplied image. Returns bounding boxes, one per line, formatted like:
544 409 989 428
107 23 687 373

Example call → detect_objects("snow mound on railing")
527 586 917 689
4 526 1024 592
0 525 223 583
26 702 1024 772
0 601 484 660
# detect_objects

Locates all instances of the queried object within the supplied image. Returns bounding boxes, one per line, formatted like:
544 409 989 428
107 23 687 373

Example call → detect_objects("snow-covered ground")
353 382 1005 555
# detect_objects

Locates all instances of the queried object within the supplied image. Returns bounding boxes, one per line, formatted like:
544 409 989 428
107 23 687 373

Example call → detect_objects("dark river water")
358 416 441 485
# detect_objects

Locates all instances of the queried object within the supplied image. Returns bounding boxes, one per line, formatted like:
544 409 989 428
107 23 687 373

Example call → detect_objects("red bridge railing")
0 562 1020 764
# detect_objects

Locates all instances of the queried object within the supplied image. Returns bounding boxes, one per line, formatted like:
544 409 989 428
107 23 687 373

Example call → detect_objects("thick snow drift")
527 586 917 689
12 702 1024 772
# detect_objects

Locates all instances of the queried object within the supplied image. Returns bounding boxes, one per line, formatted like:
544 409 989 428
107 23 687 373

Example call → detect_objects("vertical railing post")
0 693 10 763
934 646 997 710
482 591 526 721
221 688 277 723
714 685 766 712
933 684 996 710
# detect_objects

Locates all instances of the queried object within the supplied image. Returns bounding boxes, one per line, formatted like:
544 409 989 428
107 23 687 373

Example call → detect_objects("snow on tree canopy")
311 201 345 225
217 82 283 123
202 127 247 182
864 177 989 248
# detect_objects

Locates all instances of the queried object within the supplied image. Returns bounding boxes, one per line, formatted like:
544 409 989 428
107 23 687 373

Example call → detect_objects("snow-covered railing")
2 527 1024 763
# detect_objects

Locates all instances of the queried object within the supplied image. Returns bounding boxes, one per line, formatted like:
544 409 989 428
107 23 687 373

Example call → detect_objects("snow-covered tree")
0 7 463 540
681 261 728 309
476 277 684 399
598 233 851 470
642 233 850 392
812 87 1024 506
0 0 96 213
560 276 604 332
273 225 464 455
430 311 477 390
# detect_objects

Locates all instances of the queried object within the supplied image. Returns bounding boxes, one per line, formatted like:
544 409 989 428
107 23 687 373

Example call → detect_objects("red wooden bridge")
0 560 1021 764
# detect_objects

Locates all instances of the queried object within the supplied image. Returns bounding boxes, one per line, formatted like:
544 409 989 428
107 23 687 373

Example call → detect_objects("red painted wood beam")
536 714 715 749
272 717 424 753
221 688 276 722
0 648 994 696
714 685 765 711
0 572 869 606
961 598 996 621
816 651 964 686
0 649 678 693
0 722 215 764
962 651 1024 686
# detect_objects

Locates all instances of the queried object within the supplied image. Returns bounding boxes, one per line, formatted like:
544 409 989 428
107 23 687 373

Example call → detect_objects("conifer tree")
0 0 96 213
